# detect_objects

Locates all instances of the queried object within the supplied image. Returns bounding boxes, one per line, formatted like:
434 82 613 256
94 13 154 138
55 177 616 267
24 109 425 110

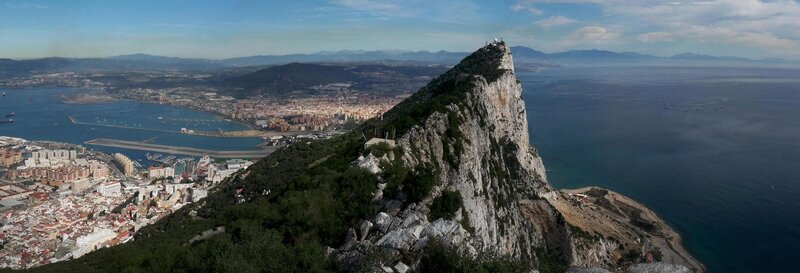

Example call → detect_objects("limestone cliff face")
333 43 569 271
394 43 564 259
334 43 701 273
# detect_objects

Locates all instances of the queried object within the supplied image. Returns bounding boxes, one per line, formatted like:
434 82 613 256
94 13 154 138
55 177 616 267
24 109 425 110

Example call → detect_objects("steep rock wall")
395 43 563 260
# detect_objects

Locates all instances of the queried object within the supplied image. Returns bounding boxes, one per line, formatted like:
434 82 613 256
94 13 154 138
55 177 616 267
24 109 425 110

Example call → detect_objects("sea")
0 88 262 164
520 66 800 273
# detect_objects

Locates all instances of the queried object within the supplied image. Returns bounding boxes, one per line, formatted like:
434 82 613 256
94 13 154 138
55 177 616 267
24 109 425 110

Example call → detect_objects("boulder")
358 220 374 241
421 219 464 239
354 154 382 174
376 227 420 251
393 262 410 273
374 212 393 233
400 211 426 228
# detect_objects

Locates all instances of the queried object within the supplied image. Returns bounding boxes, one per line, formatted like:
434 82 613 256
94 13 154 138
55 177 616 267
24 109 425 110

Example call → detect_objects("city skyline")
1 0 799 60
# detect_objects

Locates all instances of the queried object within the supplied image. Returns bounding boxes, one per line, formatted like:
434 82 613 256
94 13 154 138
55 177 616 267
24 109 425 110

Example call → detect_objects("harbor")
0 88 266 162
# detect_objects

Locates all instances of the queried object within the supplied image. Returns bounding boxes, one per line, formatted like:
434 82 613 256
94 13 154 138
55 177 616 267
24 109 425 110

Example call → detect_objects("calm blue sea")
520 66 800 273
0 88 262 162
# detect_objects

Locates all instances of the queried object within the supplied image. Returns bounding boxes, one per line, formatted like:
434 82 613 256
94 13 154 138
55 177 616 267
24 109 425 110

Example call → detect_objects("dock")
85 138 277 159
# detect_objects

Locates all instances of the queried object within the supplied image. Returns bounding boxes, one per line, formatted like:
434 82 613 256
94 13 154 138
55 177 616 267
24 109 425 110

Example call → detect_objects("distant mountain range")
0 46 796 77
220 50 467 67
106 47 800 66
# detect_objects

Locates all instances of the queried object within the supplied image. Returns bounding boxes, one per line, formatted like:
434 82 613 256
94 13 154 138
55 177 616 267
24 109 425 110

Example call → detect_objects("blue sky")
1 0 799 59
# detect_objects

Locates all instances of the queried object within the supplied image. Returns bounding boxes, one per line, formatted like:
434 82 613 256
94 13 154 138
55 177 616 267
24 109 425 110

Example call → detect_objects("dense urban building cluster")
0 136 253 269
118 86 408 132
0 149 22 168
0 72 106 89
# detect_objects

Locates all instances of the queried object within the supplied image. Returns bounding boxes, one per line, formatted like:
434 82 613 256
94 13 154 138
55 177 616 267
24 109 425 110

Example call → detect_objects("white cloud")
510 1 544 15
519 0 800 56
333 0 415 17
681 26 799 49
637 32 674 43
535 16 577 28
564 26 620 46
331 0 481 23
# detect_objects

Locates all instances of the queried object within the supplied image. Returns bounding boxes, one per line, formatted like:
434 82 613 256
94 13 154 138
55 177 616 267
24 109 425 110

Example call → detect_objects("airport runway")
85 138 277 158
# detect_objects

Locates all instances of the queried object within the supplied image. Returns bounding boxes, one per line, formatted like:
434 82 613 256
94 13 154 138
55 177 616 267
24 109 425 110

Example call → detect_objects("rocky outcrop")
546 187 704 272
333 43 702 273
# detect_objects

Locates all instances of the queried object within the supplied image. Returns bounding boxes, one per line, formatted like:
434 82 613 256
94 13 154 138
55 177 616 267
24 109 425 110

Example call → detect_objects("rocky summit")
18 43 704 273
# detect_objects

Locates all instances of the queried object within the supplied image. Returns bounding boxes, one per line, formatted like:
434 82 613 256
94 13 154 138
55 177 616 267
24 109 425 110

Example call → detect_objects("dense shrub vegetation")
403 166 436 203
429 191 463 220
418 239 530 273
535 249 569 273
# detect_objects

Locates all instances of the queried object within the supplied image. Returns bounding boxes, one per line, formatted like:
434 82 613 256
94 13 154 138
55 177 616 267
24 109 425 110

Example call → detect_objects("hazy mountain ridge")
102 48 800 65
0 47 794 78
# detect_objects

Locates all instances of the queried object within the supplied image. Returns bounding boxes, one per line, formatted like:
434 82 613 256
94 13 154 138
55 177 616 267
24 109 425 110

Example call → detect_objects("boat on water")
5 112 14 118
0 119 13 124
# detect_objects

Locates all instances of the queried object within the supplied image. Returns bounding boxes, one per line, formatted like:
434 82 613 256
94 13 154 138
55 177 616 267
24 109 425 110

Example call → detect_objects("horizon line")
2 46 790 62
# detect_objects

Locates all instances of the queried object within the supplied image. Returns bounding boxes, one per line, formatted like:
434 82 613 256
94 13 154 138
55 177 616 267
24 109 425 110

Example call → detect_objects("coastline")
546 187 705 272
108 96 262 130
